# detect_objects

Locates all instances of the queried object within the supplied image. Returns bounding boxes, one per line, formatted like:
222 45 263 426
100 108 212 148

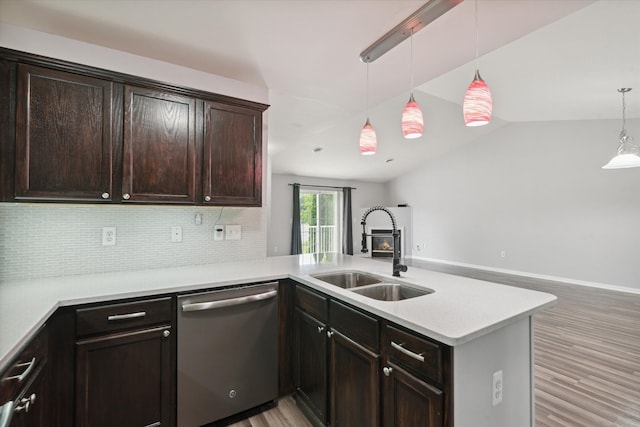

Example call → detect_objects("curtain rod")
288 183 356 190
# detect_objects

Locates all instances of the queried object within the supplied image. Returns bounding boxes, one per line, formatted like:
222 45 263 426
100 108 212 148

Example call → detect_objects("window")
299 189 342 254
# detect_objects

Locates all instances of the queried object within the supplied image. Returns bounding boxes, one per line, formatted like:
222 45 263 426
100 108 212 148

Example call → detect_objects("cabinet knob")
163 330 170 338
101 192 110 199
327 330 334 338
317 326 324 334
204 195 211 202
123 193 131 200
383 367 393 377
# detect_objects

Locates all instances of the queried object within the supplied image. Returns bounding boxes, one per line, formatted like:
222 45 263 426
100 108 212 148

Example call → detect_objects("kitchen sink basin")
311 271 382 289
350 283 432 301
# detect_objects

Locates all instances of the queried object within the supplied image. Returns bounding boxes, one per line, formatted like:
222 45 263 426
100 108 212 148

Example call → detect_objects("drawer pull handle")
327 330 334 338
204 195 211 202
101 192 110 199
383 366 393 377
3 357 36 382
391 341 425 362
181 289 277 312
14 393 36 413
317 326 324 334
123 193 131 200
107 311 146 321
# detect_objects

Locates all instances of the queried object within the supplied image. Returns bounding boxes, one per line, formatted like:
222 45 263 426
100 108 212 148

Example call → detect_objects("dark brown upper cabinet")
0 47 268 206
203 101 262 206
123 86 200 204
14 64 120 202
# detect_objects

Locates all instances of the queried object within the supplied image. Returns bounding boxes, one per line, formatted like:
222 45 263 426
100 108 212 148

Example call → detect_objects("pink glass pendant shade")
359 118 377 155
463 70 492 126
402 94 424 139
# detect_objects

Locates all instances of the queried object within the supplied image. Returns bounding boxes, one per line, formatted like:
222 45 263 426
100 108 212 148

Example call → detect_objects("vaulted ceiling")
2 0 638 182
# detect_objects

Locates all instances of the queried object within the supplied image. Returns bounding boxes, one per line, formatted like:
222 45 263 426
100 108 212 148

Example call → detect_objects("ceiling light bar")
359 0 463 63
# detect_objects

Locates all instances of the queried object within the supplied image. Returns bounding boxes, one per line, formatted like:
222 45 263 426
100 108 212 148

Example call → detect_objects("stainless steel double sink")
311 271 433 302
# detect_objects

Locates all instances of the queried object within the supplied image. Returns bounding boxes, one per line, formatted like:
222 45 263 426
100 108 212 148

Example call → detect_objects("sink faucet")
360 206 408 277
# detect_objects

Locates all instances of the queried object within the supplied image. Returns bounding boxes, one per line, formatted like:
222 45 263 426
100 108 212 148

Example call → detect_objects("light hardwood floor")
227 262 640 426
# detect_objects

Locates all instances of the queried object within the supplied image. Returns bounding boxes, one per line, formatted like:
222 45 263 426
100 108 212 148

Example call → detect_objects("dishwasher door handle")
181 289 278 312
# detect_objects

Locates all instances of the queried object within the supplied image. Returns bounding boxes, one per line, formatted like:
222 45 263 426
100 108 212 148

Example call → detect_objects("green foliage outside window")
299 191 339 254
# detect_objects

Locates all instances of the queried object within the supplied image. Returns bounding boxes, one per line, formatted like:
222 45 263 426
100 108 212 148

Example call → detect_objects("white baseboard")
408 255 640 295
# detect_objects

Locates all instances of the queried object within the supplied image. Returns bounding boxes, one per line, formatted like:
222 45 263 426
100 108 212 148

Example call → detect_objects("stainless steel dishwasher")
177 282 278 427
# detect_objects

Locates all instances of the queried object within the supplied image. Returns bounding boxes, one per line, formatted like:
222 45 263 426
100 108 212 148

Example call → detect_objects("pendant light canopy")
463 0 492 127
360 63 377 155
402 28 423 139
602 88 640 169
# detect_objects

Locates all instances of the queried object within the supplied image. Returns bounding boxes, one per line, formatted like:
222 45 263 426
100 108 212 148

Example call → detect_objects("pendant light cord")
474 0 479 71
621 89 627 132
409 27 414 93
366 63 370 116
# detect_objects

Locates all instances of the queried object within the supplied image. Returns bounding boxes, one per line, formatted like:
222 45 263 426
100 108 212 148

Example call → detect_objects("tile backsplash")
0 203 266 283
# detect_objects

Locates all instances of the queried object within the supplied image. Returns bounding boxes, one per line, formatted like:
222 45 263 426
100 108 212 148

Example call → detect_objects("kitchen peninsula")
0 254 556 427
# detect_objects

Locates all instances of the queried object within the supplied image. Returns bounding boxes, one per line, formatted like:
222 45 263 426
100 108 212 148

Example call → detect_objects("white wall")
267 174 390 256
0 23 268 104
454 318 533 427
388 119 640 290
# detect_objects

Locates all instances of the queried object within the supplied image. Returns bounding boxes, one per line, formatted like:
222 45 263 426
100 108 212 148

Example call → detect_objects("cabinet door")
382 362 444 427
123 85 199 204
76 325 173 427
15 64 118 201
203 101 262 206
294 308 328 424
0 59 16 201
330 329 380 427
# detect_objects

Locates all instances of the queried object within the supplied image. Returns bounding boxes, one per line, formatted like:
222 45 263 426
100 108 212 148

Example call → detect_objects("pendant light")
602 88 640 169
360 63 377 155
463 0 492 127
401 28 423 139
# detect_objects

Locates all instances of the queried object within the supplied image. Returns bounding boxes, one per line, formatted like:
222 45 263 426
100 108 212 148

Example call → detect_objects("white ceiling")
1 0 639 183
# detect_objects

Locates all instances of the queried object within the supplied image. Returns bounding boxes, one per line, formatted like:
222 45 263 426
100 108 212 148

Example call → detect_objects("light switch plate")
171 226 182 243
214 225 225 241
225 224 241 240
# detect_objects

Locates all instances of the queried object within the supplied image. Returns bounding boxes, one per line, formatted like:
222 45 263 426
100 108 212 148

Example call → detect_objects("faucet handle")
393 263 408 277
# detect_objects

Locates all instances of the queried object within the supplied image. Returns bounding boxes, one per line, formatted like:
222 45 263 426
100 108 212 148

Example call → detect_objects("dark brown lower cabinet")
9 364 47 427
292 282 451 427
382 362 444 427
329 330 380 427
75 325 173 427
294 308 328 424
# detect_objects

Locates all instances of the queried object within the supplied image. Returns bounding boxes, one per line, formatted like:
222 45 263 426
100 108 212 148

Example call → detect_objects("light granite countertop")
0 254 557 369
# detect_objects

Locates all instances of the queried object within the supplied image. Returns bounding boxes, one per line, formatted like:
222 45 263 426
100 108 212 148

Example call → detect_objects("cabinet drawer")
76 297 172 337
330 300 379 352
295 286 328 323
383 324 444 384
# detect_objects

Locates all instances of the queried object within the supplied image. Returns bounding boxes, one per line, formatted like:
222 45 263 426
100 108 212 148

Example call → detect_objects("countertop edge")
0 255 558 368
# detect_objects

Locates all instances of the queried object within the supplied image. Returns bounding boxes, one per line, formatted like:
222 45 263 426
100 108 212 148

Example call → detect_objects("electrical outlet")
171 226 182 243
492 370 503 406
102 227 116 246
194 213 203 225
